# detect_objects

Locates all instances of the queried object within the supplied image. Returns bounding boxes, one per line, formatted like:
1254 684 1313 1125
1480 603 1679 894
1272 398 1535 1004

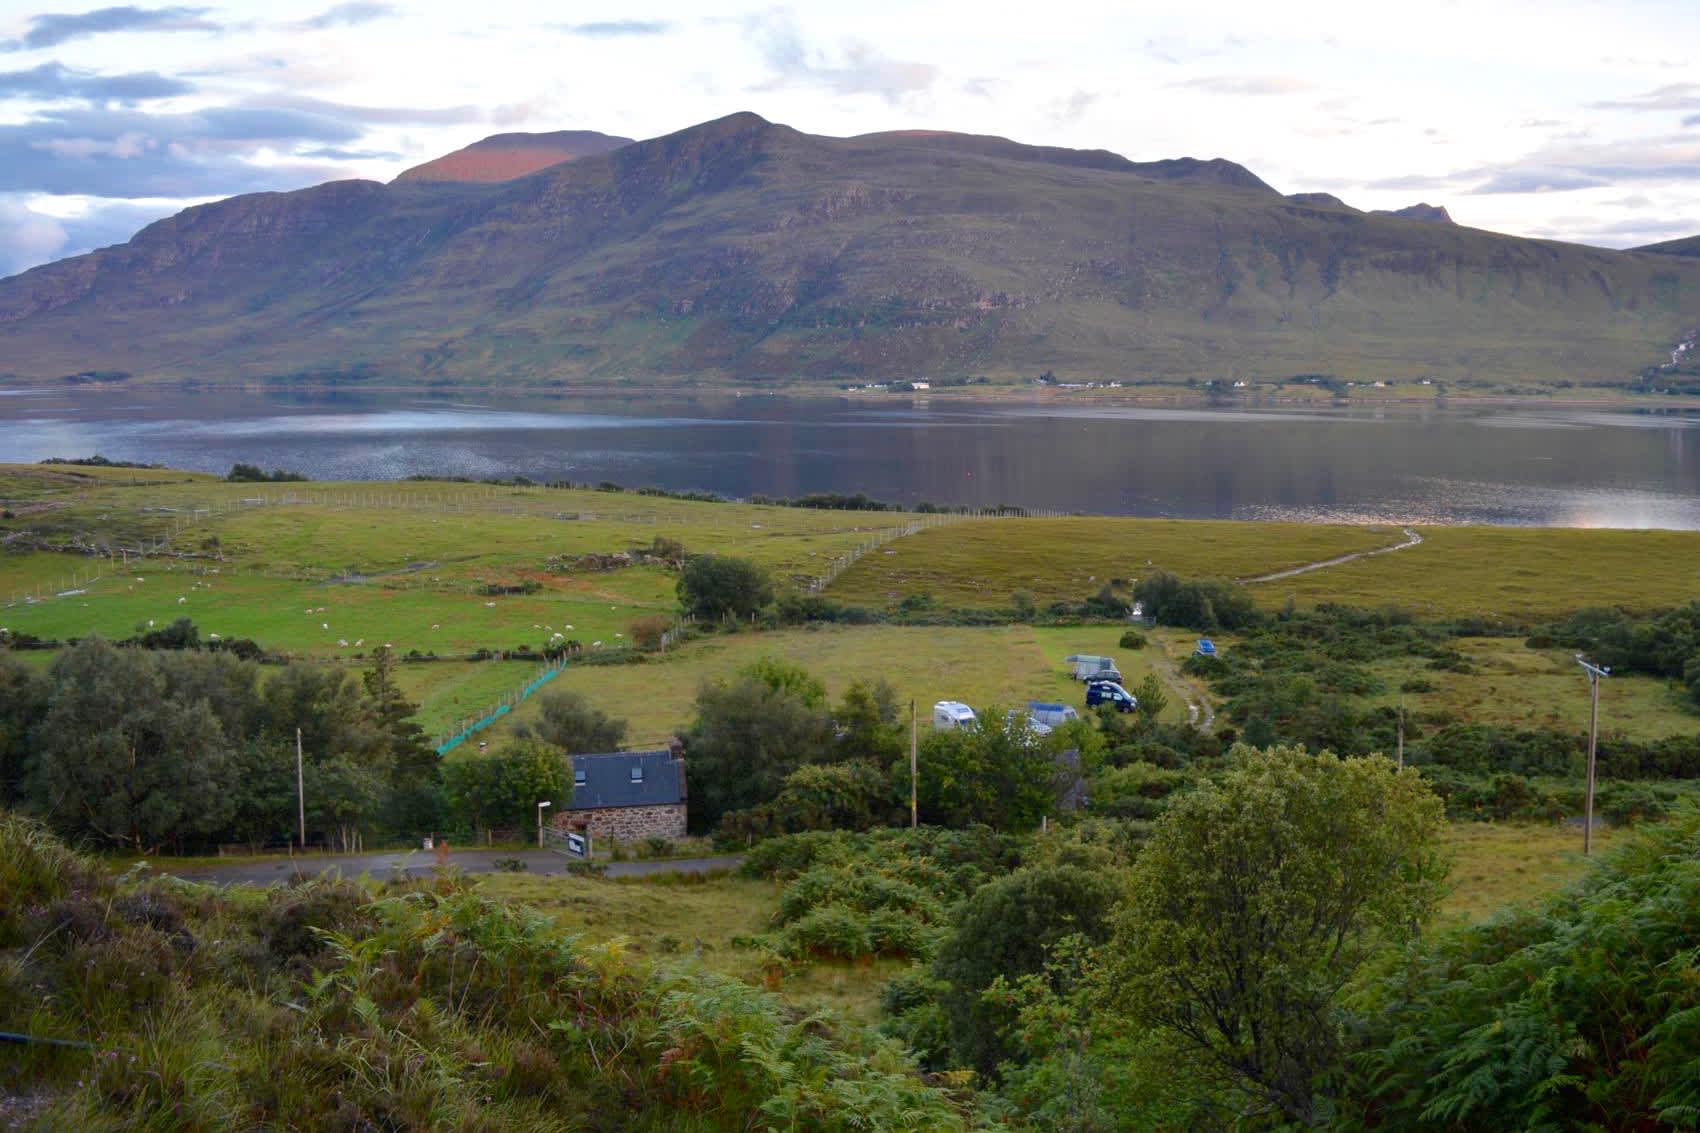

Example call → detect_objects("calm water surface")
3 388 1699 528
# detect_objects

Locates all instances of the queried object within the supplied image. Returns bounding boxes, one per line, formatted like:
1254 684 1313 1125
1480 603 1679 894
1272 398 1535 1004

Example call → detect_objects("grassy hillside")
3 113 1697 389
832 518 1700 622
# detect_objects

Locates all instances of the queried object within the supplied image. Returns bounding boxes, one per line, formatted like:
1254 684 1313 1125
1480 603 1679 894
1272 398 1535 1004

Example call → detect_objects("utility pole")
295 727 306 850
1396 703 1405 770
1576 655 1611 856
910 699 919 829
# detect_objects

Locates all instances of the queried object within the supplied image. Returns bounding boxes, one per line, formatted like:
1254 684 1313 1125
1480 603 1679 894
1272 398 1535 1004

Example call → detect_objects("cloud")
254 93 511 127
1470 170 1612 194
0 104 362 197
1172 75 1312 96
6 5 217 51
301 2 395 29
1589 83 1700 112
1369 136 1700 201
0 196 66 275
1049 89 1098 122
0 194 180 277
1525 214 1700 250
0 61 193 102
556 19 671 37
748 10 937 103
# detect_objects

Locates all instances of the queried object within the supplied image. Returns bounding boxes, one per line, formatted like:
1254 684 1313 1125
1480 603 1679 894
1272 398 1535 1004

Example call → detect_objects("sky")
1 0 1698 277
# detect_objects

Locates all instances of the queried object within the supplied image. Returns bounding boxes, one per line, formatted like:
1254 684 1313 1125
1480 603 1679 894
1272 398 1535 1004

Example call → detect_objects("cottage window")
630 766 644 783
573 769 586 786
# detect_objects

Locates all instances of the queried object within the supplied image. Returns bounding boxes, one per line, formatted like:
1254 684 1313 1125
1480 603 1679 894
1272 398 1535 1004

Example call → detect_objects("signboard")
565 832 588 859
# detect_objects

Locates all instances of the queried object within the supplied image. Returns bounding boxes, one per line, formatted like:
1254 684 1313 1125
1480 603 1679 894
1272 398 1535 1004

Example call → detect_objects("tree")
676 555 773 621
832 679 902 765
1131 673 1168 723
0 651 49 807
681 673 834 831
907 710 1061 831
441 740 573 834
719 761 895 838
363 645 440 834
1107 744 1445 1125
746 656 827 709
29 638 236 851
517 689 628 753
935 864 1121 1075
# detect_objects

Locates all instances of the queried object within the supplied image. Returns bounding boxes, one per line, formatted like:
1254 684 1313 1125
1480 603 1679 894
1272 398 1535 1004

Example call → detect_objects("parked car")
1195 638 1218 658
1081 666 1123 686
1064 654 1118 681
1086 681 1137 712
933 700 978 730
1006 709 1054 737
1027 701 1081 729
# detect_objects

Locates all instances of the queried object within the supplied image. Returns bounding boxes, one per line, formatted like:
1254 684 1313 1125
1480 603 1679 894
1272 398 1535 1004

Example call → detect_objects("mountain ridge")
1 111 1696 388
394 129 635 183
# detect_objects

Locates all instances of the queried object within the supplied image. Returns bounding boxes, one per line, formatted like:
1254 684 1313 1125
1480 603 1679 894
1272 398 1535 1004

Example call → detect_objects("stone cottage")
555 747 687 841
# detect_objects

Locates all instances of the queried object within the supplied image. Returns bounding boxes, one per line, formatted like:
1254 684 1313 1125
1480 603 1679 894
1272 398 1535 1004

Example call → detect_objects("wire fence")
433 658 568 755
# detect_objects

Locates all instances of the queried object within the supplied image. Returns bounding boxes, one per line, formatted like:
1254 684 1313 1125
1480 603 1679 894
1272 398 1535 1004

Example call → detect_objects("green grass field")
1254 526 1700 621
1439 821 1613 923
1366 638 1694 741
828 517 1403 609
498 623 1186 747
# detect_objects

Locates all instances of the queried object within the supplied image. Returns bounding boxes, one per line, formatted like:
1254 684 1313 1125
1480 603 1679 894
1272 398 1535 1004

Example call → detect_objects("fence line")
433 657 569 755
804 506 1067 592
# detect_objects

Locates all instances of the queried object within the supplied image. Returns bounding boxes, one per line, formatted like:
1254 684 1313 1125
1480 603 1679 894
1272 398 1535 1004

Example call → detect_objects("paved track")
165 850 743 886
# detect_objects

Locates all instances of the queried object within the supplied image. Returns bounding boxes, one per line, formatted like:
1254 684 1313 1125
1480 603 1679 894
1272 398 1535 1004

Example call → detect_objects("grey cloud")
0 194 178 277
1367 172 1460 191
1050 90 1098 121
1589 83 1700 112
7 5 217 50
1172 75 1312 96
1368 135 1700 200
0 104 360 197
0 196 66 275
1469 170 1612 194
1686 113 1700 128
557 19 671 37
255 93 523 127
1527 215 1700 249
0 61 193 102
302 2 395 29
299 145 400 160
749 11 937 103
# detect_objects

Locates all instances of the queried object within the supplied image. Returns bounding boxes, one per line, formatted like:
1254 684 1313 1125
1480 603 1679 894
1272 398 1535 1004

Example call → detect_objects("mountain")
1372 203 1455 225
1638 235 1700 259
1 111 1697 388
1286 192 1358 211
393 129 633 183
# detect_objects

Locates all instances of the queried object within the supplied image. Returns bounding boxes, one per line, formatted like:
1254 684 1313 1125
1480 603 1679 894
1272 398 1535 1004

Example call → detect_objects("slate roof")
568 750 685 810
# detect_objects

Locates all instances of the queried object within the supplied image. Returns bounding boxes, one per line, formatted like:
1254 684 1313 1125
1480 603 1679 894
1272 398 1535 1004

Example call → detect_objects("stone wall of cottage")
558 804 686 842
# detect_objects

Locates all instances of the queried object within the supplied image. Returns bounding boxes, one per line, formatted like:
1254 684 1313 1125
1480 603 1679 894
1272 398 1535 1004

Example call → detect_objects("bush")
676 555 774 621
1118 630 1146 649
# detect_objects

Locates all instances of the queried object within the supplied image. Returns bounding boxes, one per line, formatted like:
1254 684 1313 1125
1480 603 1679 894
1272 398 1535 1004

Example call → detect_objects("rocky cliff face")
2 112 1697 387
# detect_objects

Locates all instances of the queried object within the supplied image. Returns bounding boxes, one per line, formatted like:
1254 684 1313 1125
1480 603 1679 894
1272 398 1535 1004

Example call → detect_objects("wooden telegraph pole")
1576 656 1610 856
1396 703 1405 770
910 700 919 829
296 727 306 850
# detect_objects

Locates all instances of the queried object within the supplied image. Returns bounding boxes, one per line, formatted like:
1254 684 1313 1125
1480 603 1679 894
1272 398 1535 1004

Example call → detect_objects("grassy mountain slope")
1 111 1697 388
1638 234 1700 258
394 129 634 183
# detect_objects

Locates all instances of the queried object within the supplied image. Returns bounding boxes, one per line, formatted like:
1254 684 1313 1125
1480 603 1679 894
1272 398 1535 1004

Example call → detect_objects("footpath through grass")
828 517 1402 609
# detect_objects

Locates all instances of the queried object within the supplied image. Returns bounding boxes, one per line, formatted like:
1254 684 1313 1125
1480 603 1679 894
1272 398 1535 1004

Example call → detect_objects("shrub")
1118 630 1146 649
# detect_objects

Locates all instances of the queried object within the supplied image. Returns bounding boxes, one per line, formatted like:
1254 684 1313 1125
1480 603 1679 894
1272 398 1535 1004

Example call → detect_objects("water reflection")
1 388 1697 529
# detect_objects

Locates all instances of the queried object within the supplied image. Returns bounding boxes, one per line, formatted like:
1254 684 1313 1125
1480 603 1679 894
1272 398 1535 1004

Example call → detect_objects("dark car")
1086 680 1137 712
